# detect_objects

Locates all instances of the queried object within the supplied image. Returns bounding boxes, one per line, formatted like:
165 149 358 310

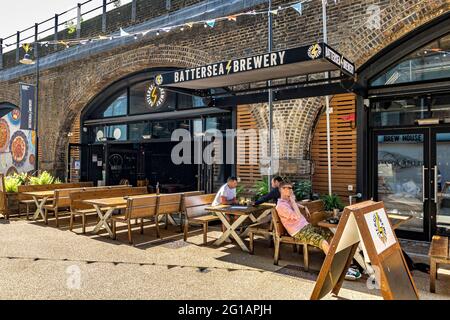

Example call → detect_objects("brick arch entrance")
54 45 216 178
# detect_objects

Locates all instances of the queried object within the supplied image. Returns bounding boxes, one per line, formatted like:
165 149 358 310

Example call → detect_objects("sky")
0 0 132 42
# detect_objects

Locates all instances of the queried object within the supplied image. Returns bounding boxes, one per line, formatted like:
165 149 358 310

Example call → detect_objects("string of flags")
2 0 338 52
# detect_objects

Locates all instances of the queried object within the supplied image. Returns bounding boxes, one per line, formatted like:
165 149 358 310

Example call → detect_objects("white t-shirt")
212 183 236 206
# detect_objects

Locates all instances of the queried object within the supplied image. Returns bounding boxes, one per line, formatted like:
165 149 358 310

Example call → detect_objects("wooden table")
23 191 55 222
206 204 273 252
83 197 127 238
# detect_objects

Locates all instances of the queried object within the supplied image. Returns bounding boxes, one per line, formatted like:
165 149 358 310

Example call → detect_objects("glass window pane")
377 134 424 233
371 98 428 127
91 91 127 118
371 33 450 86
152 121 176 139
436 133 450 234
430 94 450 120
103 125 127 141
130 81 176 114
129 122 151 141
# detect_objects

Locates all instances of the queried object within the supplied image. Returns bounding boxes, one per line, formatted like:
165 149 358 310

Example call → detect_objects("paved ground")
0 214 449 300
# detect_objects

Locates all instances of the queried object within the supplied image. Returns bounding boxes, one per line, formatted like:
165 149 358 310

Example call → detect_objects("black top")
254 188 281 206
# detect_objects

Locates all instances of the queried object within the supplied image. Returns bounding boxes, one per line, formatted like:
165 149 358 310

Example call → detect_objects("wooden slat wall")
311 93 357 202
237 105 261 189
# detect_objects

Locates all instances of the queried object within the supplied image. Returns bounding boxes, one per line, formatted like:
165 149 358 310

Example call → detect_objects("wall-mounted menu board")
310 201 419 300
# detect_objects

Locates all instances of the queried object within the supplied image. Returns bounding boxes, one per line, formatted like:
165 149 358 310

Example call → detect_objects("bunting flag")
22 43 31 53
291 2 302 15
206 20 216 28
3 0 313 51
119 28 130 37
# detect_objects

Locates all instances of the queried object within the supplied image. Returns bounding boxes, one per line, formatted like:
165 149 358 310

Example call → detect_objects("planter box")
6 192 20 217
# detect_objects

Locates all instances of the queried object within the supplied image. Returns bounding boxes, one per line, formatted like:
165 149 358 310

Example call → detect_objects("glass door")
374 129 430 240
431 129 450 237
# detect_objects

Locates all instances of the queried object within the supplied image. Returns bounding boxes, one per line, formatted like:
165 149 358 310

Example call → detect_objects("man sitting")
254 176 283 205
276 181 334 254
212 176 239 206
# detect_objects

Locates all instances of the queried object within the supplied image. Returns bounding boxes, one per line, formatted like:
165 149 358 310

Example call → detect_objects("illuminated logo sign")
307 44 322 59
146 83 166 109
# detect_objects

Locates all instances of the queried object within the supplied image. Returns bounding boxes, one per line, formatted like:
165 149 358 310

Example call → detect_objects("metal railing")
0 0 174 70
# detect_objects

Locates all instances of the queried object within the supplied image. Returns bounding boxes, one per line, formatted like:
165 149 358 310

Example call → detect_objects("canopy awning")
155 43 355 90
0 102 19 118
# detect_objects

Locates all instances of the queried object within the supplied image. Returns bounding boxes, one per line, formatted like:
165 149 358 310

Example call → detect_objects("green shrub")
28 171 60 185
5 174 24 192
321 194 344 211
254 179 270 198
294 180 312 201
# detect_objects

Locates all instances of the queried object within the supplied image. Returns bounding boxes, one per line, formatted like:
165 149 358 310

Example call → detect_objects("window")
94 125 127 141
370 33 450 86
91 91 127 118
371 98 428 127
129 122 152 141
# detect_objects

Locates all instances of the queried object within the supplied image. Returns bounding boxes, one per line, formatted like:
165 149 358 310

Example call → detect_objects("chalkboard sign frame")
310 201 419 300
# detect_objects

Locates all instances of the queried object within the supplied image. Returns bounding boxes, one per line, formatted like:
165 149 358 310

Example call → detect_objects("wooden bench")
430 235 450 293
183 194 218 245
112 195 158 244
69 187 147 233
17 182 94 219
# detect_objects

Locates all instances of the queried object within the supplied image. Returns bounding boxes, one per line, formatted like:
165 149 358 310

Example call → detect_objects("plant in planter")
28 171 61 185
254 179 270 199
294 180 312 201
4 174 24 193
321 194 344 215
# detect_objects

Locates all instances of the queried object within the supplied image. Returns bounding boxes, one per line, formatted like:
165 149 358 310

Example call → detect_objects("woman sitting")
276 181 334 254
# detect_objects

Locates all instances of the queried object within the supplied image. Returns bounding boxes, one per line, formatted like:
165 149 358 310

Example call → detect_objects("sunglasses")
282 186 293 190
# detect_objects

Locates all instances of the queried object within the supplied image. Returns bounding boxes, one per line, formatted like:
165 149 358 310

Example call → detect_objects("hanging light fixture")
19 53 35 65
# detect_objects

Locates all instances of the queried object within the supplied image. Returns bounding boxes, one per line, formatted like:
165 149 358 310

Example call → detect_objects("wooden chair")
44 188 82 227
429 235 450 293
155 193 182 238
69 187 147 233
178 191 205 231
183 194 218 245
248 217 274 254
271 208 310 271
111 195 158 244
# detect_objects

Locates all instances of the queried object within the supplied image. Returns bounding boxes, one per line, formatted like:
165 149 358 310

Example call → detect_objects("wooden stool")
429 235 450 293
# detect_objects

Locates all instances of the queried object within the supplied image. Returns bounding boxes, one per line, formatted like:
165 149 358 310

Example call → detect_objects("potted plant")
254 179 269 199
321 194 344 217
294 180 312 201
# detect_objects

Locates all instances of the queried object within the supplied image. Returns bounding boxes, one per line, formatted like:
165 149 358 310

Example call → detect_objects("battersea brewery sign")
155 43 355 87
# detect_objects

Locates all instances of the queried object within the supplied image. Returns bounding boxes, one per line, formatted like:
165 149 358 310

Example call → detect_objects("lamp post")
267 0 273 188
19 43 39 173
322 0 332 196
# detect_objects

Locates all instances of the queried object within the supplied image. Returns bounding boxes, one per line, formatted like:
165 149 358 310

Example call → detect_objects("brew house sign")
155 43 355 87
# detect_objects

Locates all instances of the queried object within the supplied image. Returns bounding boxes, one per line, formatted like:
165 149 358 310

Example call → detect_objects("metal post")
77 3 82 39
34 24 40 172
16 31 20 64
267 0 273 188
54 14 59 50
102 0 107 33
0 38 3 70
322 0 332 196
131 0 137 22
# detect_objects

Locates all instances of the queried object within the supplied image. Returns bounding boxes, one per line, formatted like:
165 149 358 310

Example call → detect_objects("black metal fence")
0 0 199 70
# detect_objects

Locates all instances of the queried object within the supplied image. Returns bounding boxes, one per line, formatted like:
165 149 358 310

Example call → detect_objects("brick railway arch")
248 0 449 177
53 44 216 177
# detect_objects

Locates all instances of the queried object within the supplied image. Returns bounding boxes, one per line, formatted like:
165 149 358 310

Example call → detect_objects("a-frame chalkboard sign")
310 201 419 300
